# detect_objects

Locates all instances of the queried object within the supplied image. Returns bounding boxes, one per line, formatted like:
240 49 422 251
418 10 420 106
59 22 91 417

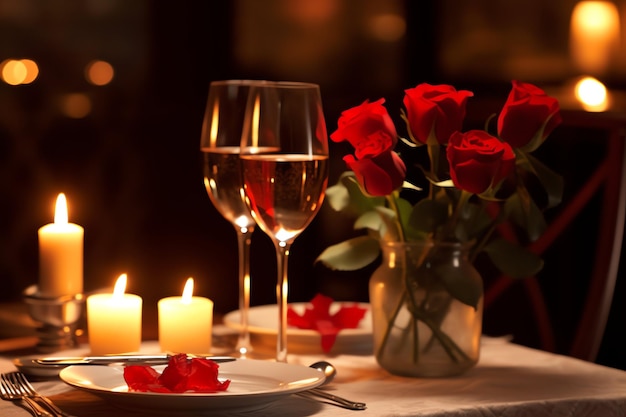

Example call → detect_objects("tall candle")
38 193 84 297
570 1 621 74
87 274 142 355
158 277 213 354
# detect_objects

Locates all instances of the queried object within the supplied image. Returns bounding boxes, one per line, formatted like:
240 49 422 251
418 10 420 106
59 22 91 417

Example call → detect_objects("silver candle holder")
23 285 85 352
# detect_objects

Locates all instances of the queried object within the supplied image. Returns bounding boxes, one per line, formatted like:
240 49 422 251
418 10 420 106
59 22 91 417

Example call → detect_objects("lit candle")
158 277 213 354
570 1 621 74
87 274 142 355
38 193 84 297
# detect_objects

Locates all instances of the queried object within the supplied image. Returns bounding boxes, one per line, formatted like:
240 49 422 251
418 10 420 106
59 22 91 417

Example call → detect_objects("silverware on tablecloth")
36 354 237 366
0 372 53 417
14 354 237 377
7 372 74 417
300 361 367 410
298 389 367 410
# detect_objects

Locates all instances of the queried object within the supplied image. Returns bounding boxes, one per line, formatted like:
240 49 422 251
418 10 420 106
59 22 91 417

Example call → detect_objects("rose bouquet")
316 81 563 372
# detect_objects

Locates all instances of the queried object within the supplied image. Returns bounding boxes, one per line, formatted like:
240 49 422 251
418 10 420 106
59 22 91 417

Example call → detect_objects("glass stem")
235 226 254 357
274 241 291 363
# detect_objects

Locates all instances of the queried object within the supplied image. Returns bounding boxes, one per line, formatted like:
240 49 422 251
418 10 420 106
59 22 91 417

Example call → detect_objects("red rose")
446 130 515 195
344 149 406 196
403 83 473 145
330 99 397 157
497 80 562 151
331 99 406 196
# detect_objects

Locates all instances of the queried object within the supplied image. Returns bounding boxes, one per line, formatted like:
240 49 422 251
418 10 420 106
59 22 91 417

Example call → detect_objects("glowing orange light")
1 59 25 85
1 58 39 85
574 76 609 111
85 60 114 86
570 1 621 74
60 93 92 118
20 59 39 84
368 14 406 42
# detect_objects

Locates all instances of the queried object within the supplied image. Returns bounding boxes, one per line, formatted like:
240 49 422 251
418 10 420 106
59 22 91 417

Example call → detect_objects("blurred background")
1 0 624 369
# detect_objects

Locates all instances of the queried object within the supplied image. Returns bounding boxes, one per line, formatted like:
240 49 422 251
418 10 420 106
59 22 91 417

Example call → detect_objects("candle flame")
209 99 219 147
182 277 194 304
251 93 260 148
575 76 609 111
54 193 69 225
113 274 127 300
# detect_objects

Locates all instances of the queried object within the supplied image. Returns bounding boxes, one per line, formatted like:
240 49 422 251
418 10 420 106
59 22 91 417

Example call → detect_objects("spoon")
309 361 337 385
300 361 367 410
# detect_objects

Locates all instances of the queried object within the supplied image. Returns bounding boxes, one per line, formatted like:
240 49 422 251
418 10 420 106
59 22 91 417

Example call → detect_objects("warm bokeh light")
1 59 26 85
574 76 609 111
20 59 39 84
59 93 92 118
85 60 114 86
1 58 39 85
367 13 406 42
570 1 621 74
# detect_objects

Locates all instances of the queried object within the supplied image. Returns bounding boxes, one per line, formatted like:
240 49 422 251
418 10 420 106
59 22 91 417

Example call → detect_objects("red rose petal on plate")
158 353 191 392
123 365 161 392
186 358 231 392
333 304 368 329
123 354 230 393
287 293 368 352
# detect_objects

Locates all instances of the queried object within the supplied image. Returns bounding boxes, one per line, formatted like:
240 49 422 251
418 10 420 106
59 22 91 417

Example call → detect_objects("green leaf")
354 210 385 233
325 182 350 212
374 206 401 240
524 152 564 209
483 238 544 278
505 193 547 241
455 202 492 241
315 236 381 271
433 179 455 188
338 173 386 215
519 111 559 153
402 181 422 192
439 265 483 310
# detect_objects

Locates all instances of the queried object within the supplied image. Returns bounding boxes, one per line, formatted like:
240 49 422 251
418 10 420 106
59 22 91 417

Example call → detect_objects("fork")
6 372 74 417
1 373 53 417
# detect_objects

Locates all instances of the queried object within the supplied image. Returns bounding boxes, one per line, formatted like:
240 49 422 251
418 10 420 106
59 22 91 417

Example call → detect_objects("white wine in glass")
240 81 329 362
200 80 270 357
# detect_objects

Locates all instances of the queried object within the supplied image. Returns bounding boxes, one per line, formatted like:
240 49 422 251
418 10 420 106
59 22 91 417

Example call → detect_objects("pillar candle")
570 1 621 74
38 193 84 297
87 274 142 355
158 277 213 354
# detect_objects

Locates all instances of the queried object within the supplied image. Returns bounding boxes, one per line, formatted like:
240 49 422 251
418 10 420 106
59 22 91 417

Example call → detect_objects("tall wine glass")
240 82 329 362
200 80 269 357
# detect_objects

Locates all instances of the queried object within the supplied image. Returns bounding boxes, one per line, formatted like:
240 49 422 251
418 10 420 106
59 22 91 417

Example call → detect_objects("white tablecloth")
1 337 625 416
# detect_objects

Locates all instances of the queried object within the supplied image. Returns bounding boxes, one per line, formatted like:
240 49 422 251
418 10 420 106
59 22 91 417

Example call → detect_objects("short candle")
38 193 84 297
158 277 213 354
87 274 142 355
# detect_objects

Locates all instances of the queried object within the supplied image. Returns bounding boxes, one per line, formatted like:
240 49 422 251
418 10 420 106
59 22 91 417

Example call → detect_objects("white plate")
59 359 325 414
224 302 372 354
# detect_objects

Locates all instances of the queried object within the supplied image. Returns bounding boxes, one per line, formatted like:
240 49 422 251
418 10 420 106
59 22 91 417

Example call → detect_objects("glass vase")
369 240 483 377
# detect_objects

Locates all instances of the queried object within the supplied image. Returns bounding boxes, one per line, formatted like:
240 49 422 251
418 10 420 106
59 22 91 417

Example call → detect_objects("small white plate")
224 302 372 354
59 359 325 414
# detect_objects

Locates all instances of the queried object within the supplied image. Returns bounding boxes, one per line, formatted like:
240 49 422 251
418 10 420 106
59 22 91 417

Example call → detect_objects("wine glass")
239 82 329 362
200 80 270 357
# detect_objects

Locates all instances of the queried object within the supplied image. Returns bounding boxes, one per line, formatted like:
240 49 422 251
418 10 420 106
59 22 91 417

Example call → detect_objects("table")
1 334 625 416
